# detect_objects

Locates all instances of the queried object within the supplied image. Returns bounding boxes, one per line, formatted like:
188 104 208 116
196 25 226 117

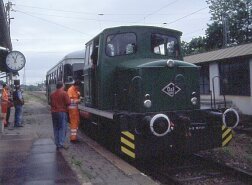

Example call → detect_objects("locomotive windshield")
151 33 179 59
105 32 136 56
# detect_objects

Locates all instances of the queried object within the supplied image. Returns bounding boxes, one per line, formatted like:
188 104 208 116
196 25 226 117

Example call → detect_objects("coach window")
56 69 59 81
73 63 84 81
59 66 63 81
64 64 73 82
151 34 179 59
53 72 56 84
49 75 51 84
106 33 137 56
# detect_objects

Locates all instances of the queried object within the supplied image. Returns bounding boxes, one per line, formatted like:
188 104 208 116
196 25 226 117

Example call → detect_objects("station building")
184 43 252 116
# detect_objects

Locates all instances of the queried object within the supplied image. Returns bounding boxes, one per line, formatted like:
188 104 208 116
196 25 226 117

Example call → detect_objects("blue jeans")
14 105 23 126
51 112 68 147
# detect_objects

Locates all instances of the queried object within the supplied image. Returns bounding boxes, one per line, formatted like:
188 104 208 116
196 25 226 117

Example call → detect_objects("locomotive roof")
105 25 181 34
86 25 182 44
104 25 181 34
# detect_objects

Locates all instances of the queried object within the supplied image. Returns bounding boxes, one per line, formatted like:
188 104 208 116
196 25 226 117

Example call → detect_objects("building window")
199 64 210 94
219 59 250 96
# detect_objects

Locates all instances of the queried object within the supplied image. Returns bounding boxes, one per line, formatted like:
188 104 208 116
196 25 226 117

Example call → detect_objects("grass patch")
71 155 82 167
70 155 93 179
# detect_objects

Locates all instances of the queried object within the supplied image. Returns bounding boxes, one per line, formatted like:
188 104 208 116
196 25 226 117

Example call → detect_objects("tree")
205 21 223 50
181 41 190 56
206 0 252 46
181 37 207 56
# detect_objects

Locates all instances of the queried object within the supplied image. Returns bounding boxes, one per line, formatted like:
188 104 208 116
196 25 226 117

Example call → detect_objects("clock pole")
23 66 26 90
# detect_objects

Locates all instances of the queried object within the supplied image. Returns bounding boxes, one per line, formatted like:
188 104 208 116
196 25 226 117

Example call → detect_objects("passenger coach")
46 50 84 103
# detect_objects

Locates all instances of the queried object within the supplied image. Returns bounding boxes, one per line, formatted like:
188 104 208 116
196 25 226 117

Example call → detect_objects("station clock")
5 50 26 71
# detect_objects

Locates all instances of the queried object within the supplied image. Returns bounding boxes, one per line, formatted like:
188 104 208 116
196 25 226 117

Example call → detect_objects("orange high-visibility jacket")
67 85 80 109
67 85 80 141
1 88 9 113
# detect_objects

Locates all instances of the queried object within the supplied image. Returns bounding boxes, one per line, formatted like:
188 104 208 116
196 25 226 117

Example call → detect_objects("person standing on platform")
67 80 81 143
1 83 10 127
50 81 71 149
13 85 24 127
6 88 13 127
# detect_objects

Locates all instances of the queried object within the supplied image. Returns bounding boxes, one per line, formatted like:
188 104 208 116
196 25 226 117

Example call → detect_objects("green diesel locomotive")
79 26 239 159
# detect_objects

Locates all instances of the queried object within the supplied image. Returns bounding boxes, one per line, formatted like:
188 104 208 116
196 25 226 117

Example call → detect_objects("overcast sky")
4 0 211 85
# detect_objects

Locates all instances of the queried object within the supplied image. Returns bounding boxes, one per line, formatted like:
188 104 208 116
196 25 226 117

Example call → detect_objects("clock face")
6 51 26 71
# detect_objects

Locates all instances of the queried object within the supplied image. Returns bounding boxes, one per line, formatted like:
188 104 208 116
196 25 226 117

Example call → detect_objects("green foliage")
181 36 207 56
205 21 223 50
183 0 252 55
206 0 252 46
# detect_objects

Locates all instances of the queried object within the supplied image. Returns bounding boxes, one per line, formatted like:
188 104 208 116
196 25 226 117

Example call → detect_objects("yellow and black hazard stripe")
222 125 233 147
120 131 135 159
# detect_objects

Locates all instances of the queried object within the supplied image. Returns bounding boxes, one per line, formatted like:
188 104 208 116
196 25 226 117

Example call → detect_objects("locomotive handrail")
78 104 114 119
130 76 142 109
131 76 142 83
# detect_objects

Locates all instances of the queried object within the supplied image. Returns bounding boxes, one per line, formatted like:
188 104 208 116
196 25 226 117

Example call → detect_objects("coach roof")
63 50 85 60
46 50 85 75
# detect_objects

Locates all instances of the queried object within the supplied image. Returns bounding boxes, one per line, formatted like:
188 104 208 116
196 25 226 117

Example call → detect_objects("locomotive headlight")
191 97 198 105
150 114 171 137
167 59 175 68
144 94 152 108
223 108 240 128
144 100 152 108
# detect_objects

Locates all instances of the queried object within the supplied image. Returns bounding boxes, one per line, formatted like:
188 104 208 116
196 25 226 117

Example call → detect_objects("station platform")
0 136 80 185
0 93 159 185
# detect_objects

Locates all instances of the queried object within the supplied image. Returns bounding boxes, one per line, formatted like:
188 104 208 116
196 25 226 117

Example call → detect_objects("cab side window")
84 43 93 68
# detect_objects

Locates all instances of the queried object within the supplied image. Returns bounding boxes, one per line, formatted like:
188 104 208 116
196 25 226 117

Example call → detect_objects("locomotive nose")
223 108 240 129
149 114 171 137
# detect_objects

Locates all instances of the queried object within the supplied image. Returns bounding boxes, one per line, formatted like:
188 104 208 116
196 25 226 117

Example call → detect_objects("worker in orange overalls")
67 80 81 143
1 83 10 127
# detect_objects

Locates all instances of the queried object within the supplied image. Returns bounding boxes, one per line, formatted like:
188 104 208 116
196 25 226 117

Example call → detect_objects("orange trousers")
68 108 80 141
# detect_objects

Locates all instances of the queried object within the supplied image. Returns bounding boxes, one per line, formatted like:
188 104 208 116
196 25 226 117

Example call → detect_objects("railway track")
25 91 47 102
135 154 252 185
234 127 252 137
